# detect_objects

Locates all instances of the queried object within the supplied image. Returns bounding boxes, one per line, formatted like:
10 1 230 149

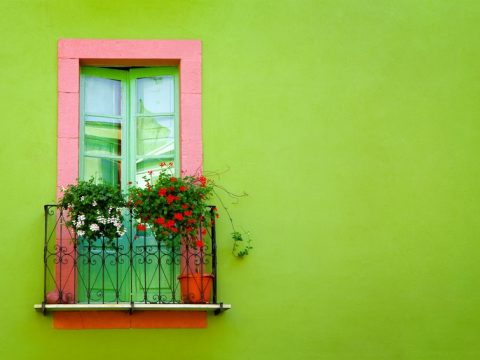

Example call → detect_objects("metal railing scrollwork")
41 204 218 308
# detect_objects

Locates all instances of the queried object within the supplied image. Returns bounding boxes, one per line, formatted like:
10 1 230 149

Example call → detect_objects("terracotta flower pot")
178 273 214 304
45 290 74 304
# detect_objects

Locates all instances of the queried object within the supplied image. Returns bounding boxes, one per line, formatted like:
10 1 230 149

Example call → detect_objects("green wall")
1 0 480 359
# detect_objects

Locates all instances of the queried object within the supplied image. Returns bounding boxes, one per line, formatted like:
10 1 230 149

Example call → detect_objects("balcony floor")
34 303 231 314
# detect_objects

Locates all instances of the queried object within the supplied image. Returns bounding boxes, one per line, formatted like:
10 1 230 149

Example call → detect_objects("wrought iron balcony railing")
36 204 230 314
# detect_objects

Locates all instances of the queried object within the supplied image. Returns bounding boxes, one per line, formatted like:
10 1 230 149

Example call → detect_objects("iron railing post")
210 207 218 304
42 205 49 314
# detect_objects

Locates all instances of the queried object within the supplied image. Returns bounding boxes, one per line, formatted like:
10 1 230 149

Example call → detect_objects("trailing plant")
232 230 253 257
128 163 253 256
59 178 126 242
213 188 253 257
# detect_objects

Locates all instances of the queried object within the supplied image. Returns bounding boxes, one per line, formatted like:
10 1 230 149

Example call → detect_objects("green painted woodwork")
129 67 180 184
2 1 480 359
79 67 179 303
79 67 129 303
128 67 180 304
80 66 179 189
80 67 128 187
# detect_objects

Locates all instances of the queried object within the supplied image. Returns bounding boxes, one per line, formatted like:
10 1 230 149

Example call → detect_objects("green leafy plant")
128 163 253 256
59 178 126 242
127 162 215 246
232 230 253 257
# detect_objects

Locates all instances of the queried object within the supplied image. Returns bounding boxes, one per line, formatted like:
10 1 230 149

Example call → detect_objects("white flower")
80 196 85 202
77 230 85 237
117 229 126 237
97 216 107 224
77 214 85 226
61 186 66 192
92 200 97 206
89 223 100 232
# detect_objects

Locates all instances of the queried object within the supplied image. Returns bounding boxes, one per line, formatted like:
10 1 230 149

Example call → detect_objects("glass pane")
137 76 174 114
135 158 175 187
85 116 122 156
85 76 122 116
136 116 174 157
84 157 121 186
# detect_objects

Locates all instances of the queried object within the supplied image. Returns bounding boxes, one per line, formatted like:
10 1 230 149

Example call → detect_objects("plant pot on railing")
45 290 74 304
178 273 214 304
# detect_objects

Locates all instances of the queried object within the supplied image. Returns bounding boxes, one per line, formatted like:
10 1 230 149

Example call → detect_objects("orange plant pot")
178 273 214 304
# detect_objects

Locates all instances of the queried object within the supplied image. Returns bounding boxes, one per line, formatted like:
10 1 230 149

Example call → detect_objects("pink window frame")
55 39 205 329
57 39 202 197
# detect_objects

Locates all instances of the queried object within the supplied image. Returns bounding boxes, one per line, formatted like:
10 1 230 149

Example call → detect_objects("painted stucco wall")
1 0 480 359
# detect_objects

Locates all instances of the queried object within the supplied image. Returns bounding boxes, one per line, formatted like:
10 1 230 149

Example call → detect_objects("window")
79 66 180 188
52 39 210 328
77 67 181 304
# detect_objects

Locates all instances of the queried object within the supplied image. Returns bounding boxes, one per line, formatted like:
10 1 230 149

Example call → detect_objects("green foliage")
59 178 126 242
127 163 215 245
213 187 253 257
232 231 253 257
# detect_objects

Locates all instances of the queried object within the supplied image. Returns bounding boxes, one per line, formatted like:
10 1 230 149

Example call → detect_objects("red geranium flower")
174 213 183 221
170 177 177 183
166 220 175 228
181 204 188 209
137 224 146 231
179 185 188 192
196 240 204 248
201 229 207 236
154 217 165 225
198 175 207 187
160 162 166 167
184 210 192 217
158 188 167 197
166 194 176 204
